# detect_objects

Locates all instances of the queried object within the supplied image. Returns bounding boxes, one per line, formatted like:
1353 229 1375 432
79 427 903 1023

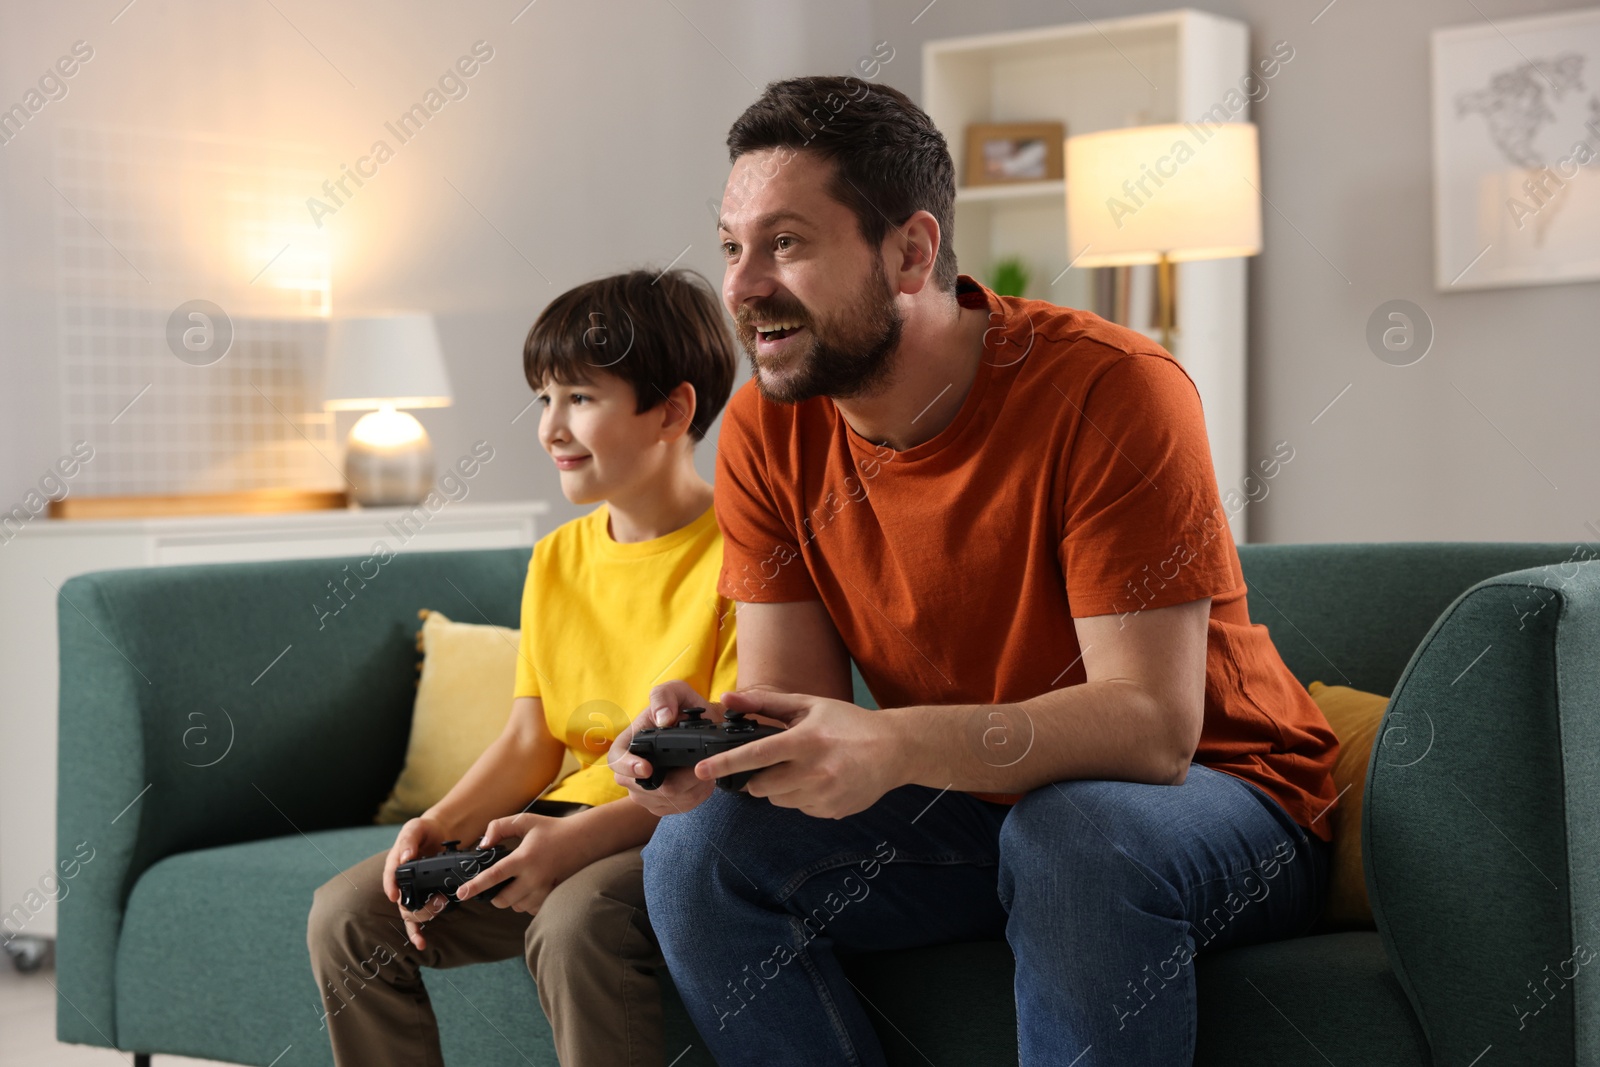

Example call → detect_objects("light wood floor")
1 952 240 1067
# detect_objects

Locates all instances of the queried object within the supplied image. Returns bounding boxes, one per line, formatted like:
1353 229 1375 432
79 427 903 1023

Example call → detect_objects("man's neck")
833 289 990 452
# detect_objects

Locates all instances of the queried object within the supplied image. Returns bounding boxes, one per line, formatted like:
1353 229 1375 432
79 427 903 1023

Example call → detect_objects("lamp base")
344 409 434 507
1155 252 1178 354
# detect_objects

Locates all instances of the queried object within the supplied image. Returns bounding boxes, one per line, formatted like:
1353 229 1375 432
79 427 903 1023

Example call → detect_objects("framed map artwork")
1432 7 1600 290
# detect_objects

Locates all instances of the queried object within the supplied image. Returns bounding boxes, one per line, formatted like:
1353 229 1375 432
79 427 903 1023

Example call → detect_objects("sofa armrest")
54 546 529 1047
1365 559 1600 1066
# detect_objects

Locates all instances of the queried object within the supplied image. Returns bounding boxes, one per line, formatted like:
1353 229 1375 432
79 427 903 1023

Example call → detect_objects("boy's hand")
609 680 722 815
384 815 463 951
455 813 568 914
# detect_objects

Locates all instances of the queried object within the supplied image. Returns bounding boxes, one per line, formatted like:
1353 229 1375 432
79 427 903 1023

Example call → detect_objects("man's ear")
658 381 699 444
888 209 940 296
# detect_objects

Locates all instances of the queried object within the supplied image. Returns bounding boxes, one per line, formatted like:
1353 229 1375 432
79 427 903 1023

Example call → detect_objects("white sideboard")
0 500 548 944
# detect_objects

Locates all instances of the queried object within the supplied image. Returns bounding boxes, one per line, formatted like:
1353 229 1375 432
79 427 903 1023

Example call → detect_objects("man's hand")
610 680 735 815
383 814 462 951
696 688 900 819
455 812 571 914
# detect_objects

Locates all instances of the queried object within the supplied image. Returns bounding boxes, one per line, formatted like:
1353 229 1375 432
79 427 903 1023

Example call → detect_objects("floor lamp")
1065 123 1263 353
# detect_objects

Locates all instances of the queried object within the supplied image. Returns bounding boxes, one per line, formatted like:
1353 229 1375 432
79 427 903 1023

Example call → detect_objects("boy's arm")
537 796 660 875
613 599 853 815
457 774 661 908
424 696 566 841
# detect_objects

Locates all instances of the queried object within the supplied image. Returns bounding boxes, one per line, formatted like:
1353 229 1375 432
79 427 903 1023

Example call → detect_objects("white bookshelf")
924 9 1253 543
954 179 1064 204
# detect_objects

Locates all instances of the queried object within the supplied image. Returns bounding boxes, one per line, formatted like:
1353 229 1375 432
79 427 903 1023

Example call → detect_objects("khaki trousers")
306 844 664 1067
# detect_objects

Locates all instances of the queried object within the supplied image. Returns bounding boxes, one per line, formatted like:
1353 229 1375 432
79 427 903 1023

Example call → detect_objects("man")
611 75 1339 1066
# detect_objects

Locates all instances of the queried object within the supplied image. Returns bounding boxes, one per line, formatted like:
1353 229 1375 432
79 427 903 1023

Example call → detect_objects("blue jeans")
642 764 1331 1067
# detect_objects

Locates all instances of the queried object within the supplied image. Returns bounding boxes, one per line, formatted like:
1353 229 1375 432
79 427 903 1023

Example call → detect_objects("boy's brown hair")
522 268 737 442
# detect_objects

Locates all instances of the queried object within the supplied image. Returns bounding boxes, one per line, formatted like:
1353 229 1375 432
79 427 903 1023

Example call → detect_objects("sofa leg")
134 1056 150 1067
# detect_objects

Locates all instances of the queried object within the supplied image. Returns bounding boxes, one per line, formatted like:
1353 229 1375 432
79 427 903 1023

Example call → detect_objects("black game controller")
394 841 512 913
628 707 784 792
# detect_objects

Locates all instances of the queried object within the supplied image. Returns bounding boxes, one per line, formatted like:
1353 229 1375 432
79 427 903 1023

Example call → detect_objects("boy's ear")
658 381 699 444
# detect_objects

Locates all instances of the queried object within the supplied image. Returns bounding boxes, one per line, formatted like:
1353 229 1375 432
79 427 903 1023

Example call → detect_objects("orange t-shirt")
714 274 1340 843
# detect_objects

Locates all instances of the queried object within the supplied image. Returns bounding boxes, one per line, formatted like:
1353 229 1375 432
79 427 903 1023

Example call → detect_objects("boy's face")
535 372 670 505
718 148 903 404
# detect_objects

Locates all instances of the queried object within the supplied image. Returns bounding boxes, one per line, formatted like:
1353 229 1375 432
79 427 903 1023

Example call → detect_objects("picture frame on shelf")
963 121 1065 186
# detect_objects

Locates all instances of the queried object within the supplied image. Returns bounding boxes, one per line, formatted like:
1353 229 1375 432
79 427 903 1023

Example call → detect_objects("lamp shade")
322 312 453 411
1066 123 1262 267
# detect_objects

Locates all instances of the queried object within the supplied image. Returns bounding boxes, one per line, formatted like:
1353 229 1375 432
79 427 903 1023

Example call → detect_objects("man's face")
718 149 902 404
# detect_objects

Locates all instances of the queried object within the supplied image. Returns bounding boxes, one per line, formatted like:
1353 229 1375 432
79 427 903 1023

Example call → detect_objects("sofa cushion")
845 932 1431 1067
375 609 522 824
111 826 1429 1066
115 825 569 1066
1195 931 1429 1066
374 609 582 825
109 826 784 1066
1308 680 1389 928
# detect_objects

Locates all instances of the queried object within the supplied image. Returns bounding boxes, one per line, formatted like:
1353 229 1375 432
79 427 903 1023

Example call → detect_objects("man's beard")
734 258 904 405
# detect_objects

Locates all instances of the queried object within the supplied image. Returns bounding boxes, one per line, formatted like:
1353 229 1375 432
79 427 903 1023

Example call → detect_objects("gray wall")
2 0 1595 543
0 0 873 532
870 0 1598 544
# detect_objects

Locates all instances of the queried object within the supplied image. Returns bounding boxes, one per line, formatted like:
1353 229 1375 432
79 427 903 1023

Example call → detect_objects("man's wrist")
877 701 1025 794
874 706 925 791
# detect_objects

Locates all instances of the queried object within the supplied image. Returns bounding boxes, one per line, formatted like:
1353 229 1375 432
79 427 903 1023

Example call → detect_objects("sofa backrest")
1234 541 1600 695
847 541 1600 707
58 546 531 870
60 538 1595 863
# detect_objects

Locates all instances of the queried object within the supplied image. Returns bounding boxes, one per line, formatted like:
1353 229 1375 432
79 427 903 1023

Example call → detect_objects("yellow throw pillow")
1307 680 1390 928
374 609 576 824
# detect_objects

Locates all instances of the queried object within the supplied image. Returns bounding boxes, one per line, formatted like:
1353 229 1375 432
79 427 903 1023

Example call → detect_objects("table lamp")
1065 122 1262 350
322 313 453 507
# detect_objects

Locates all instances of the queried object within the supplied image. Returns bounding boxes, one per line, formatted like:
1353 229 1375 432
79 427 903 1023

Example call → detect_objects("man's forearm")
885 679 1194 795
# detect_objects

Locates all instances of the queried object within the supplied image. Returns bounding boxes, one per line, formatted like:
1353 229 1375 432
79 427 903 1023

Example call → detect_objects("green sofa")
54 540 1600 1065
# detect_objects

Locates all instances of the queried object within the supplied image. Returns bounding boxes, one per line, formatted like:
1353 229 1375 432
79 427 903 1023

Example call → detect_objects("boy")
307 267 739 1067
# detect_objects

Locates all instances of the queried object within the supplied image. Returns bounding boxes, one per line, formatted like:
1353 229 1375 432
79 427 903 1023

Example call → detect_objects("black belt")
520 797 591 818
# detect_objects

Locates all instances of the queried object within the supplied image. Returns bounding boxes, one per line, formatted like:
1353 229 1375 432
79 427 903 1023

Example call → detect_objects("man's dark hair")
726 76 959 293
522 268 736 443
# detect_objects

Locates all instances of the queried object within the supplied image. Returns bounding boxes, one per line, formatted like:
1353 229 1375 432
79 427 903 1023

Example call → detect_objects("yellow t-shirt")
514 502 738 806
